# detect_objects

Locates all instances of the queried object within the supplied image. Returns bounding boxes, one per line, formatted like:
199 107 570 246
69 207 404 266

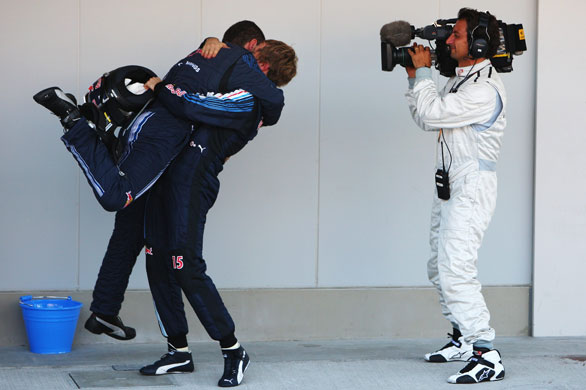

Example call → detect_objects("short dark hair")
255 40 298 87
457 8 500 58
222 20 265 46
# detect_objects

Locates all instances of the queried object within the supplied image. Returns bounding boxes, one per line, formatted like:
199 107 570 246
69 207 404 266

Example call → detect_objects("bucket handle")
19 295 72 306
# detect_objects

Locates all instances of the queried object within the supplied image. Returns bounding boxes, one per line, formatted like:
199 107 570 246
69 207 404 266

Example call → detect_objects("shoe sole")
448 365 505 383
84 317 136 341
33 87 61 104
140 361 195 376
140 368 194 376
449 374 505 384
425 354 449 363
425 350 473 363
425 355 471 363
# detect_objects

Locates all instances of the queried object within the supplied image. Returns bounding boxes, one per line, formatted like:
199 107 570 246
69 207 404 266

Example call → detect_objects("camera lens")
393 47 414 68
381 42 414 71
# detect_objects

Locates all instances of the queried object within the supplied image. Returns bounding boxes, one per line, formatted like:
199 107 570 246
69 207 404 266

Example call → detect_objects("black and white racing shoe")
447 349 505 384
140 350 194 376
84 313 136 340
33 87 81 130
425 333 474 362
218 346 250 387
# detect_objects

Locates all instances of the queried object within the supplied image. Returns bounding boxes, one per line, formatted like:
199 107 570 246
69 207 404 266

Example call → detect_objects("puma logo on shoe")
218 346 249 387
95 316 126 338
140 350 194 375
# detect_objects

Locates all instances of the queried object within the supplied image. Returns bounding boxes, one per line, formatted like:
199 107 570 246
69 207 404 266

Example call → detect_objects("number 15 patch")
172 255 184 270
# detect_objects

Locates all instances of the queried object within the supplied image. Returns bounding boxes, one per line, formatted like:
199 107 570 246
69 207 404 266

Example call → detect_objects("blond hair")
256 40 298 87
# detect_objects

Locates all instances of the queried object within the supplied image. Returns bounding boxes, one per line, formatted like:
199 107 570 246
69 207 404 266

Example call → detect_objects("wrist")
415 67 432 80
153 82 164 95
408 77 416 88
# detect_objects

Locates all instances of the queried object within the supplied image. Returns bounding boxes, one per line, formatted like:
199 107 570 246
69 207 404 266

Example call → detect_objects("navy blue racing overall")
142 48 282 346
62 44 283 318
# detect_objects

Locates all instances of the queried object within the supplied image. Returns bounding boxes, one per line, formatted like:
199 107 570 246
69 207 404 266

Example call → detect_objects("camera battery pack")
435 169 450 200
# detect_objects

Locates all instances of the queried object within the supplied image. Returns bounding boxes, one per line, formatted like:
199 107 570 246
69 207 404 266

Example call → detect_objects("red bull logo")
165 84 187 97
88 77 103 91
124 191 133 208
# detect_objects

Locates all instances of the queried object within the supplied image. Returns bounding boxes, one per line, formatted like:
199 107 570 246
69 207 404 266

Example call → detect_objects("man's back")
154 43 283 134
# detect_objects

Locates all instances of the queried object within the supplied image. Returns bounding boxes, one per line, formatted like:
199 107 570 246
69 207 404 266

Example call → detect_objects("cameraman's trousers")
427 170 497 345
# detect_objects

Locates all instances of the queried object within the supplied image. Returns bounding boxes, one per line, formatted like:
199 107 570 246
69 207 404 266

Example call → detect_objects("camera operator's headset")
468 11 491 59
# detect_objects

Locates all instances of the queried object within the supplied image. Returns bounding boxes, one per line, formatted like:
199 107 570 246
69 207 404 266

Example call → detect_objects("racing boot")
218 345 250 387
33 87 81 131
425 329 473 363
84 312 136 340
139 344 194 376
447 348 505 384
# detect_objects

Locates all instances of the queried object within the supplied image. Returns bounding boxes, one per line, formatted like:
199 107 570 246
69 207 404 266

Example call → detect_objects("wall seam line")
76 0 82 291
315 0 323 288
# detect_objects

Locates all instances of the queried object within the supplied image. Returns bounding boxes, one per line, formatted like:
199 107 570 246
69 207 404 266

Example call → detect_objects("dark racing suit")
63 44 283 318
143 50 279 345
144 100 265 344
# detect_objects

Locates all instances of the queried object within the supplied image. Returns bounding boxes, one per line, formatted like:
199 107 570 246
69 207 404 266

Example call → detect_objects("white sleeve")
405 78 440 132
411 73 497 130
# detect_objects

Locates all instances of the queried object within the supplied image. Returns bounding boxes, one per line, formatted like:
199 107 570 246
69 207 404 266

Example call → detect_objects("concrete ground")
1 337 585 389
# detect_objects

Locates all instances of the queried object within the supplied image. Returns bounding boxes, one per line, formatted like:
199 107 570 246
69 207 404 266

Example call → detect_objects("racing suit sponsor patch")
124 191 133 208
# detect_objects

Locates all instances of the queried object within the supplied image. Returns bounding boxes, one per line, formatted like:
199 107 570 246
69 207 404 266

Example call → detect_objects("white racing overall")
405 60 506 345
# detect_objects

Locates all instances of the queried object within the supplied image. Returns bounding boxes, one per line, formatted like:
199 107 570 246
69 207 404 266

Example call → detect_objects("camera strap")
438 129 452 173
449 62 492 93
449 60 479 93
450 71 476 93
435 129 452 200
434 129 453 200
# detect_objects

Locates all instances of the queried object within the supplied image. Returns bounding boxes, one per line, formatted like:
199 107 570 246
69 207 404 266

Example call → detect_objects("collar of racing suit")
453 59 492 78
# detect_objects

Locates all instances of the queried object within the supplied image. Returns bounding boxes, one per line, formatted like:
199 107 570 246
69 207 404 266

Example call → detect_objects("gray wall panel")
318 0 440 288
77 1 202 289
2 1 535 302
0 287 529 346
0 1 80 290
200 1 320 288
533 0 586 336
318 0 535 287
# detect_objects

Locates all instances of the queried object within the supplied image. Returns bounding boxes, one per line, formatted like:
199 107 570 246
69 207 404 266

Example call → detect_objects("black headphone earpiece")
469 12 490 59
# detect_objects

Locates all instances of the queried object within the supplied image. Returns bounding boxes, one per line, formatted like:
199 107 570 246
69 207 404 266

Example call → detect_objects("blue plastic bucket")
19 295 83 354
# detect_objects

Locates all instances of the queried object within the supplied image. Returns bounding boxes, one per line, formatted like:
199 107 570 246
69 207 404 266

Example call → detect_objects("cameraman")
404 8 506 384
